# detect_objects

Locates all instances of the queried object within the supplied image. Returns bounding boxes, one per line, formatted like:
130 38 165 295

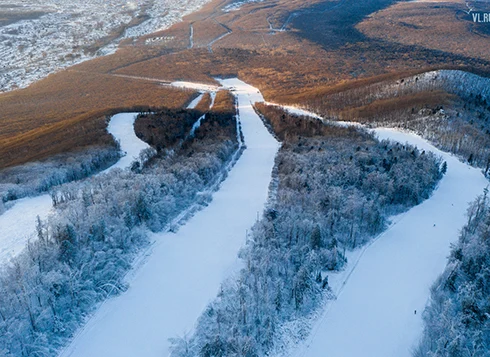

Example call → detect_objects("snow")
288 128 489 357
189 23 194 49
0 194 52 262
0 112 150 264
3 76 486 357
210 91 217 109
0 0 214 92
101 112 150 173
186 90 217 110
222 0 265 12
186 92 205 109
58 78 280 357
264 102 363 128
265 102 324 120
189 114 206 138
171 81 221 92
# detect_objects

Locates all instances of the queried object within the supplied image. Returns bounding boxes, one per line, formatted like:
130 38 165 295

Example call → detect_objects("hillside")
1 0 490 168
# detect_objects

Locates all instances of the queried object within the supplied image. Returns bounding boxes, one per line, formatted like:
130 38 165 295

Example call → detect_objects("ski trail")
188 114 206 137
100 113 151 173
186 92 205 109
207 21 232 53
189 23 194 49
0 195 52 262
0 113 150 264
209 91 217 109
58 78 280 357
289 128 488 357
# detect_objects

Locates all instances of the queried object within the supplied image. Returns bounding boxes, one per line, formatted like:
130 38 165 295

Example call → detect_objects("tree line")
301 70 490 171
0 145 120 204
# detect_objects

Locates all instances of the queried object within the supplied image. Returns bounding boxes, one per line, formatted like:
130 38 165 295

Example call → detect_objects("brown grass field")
0 71 195 167
1 0 490 168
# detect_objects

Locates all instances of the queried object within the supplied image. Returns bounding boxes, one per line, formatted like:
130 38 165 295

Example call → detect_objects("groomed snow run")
101 113 151 173
0 195 52 262
290 128 489 357
171 81 221 92
0 112 150 264
265 102 324 120
186 92 205 109
58 78 280 357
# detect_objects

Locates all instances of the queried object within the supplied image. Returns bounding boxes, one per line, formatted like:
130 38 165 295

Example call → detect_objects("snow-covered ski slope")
0 112 150 264
290 128 488 357
0 194 51 262
59 78 280 357
187 93 205 109
101 113 150 173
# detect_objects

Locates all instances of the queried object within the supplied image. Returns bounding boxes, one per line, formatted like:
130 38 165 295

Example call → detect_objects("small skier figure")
414 310 417 315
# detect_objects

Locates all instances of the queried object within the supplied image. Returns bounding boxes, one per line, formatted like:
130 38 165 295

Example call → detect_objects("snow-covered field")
0 0 212 92
0 194 51 262
0 112 150 264
58 79 280 357
286 128 489 357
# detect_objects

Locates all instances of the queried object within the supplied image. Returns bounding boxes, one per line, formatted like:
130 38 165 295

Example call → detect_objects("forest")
0 146 120 205
301 70 490 171
415 191 490 357
0 95 239 357
170 104 444 357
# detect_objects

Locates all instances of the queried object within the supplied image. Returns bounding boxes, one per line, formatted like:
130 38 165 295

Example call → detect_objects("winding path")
59 79 280 357
0 112 150 263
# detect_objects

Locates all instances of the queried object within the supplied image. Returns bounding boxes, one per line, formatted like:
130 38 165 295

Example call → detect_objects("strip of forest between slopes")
295 70 490 173
170 103 444 357
415 192 490 357
0 91 240 357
